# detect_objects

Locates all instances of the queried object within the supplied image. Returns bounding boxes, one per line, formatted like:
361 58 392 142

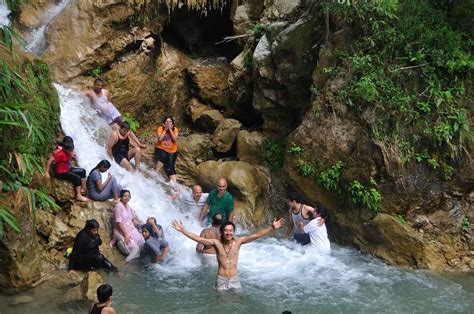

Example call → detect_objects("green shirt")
206 189 234 221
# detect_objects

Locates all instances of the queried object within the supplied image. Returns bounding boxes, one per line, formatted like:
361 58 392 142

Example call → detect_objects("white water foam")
27 0 71 55
0 0 10 26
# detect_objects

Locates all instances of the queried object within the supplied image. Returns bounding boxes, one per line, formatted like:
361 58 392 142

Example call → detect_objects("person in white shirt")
297 207 331 255
180 185 209 213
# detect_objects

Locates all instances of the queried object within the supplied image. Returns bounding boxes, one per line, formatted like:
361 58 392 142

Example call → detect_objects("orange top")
155 126 179 153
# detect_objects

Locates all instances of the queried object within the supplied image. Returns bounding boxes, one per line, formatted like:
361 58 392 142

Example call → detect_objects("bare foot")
76 195 90 202
80 189 87 195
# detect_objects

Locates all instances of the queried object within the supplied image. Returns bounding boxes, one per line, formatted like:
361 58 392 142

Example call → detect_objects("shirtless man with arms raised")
172 217 285 291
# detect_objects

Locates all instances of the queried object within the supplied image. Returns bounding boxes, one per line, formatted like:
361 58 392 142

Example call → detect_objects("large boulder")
263 0 300 20
187 98 225 132
195 160 273 226
175 133 214 186
64 271 103 303
236 130 265 164
186 63 234 114
212 119 242 153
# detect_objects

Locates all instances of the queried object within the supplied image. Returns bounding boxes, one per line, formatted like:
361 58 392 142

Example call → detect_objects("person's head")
287 191 302 209
95 159 111 173
211 213 223 227
192 185 202 201
96 284 113 303
163 116 174 128
93 77 105 93
315 206 328 220
141 223 157 240
120 190 131 203
219 221 235 241
84 219 100 237
60 136 74 151
216 178 227 195
119 121 130 136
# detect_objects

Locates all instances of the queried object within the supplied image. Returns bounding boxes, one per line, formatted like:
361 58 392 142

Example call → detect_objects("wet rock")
64 271 103 302
212 119 242 153
186 63 234 113
196 160 273 226
10 294 34 306
34 209 56 238
49 178 75 203
187 98 224 132
236 130 265 164
49 216 76 249
15 0 56 29
412 215 430 229
175 134 214 186
263 0 300 20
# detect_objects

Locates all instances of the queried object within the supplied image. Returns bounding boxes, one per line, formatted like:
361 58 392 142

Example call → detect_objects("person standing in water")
285 192 318 245
198 178 234 225
89 284 116 314
107 121 147 172
85 77 123 129
172 217 285 292
196 213 222 266
297 207 331 255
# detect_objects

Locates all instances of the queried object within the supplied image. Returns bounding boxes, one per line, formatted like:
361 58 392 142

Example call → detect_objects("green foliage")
396 214 407 225
243 52 253 70
246 23 269 39
88 67 101 78
328 0 472 178
296 160 316 177
287 143 304 155
122 112 139 132
6 0 27 13
0 25 60 235
348 179 382 214
461 217 470 232
264 138 285 172
317 161 344 194
310 84 319 96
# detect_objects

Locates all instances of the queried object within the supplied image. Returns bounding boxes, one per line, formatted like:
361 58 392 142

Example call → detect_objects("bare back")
199 226 220 254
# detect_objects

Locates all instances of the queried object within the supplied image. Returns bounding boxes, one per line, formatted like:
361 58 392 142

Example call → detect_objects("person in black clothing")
69 219 117 273
107 121 146 172
89 284 116 314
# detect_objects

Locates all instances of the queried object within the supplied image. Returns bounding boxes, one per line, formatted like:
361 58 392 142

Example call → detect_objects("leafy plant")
317 161 344 194
461 217 470 232
88 67 101 78
296 160 316 177
264 138 285 172
247 23 269 39
122 112 140 132
348 179 382 214
396 214 407 225
243 52 253 70
287 143 304 155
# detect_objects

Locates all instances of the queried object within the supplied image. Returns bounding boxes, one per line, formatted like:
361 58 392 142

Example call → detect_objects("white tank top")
91 92 120 124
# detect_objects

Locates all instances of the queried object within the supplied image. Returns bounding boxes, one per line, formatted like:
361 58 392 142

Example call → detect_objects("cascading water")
53 85 474 313
26 0 71 55
0 0 10 26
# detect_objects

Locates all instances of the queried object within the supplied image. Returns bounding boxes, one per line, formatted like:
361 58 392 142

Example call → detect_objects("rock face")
236 130 265 164
196 160 273 226
187 98 225 132
212 119 242 153
175 134 214 186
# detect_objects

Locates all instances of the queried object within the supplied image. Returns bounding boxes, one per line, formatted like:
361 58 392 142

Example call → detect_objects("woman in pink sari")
113 190 144 262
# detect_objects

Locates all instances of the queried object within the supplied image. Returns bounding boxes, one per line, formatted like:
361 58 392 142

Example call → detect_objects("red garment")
53 148 71 174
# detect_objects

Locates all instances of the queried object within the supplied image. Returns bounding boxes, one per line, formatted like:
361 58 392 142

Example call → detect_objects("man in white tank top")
85 77 123 129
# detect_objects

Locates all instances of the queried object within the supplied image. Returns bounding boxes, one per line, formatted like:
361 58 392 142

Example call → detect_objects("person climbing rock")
107 121 147 172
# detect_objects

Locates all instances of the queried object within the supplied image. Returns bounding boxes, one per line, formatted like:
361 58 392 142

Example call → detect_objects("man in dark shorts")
107 121 147 172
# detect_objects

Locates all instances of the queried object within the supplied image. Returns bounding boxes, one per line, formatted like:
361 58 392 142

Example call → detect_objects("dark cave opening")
161 5 241 61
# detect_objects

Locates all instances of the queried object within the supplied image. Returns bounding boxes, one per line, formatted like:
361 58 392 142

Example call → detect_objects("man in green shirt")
198 178 234 225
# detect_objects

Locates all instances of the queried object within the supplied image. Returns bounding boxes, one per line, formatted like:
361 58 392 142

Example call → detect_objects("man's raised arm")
240 218 285 245
172 220 216 246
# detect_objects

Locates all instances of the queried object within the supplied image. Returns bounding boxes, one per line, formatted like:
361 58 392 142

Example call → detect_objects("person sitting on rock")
69 219 117 273
89 284 116 314
139 218 169 266
196 213 222 266
45 136 89 202
107 121 147 172
198 178 234 226
112 190 145 262
87 160 122 204
297 207 331 255
154 116 179 182
85 77 123 130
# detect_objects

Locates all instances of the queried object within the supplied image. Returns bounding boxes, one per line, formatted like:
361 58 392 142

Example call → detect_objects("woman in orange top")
155 116 179 182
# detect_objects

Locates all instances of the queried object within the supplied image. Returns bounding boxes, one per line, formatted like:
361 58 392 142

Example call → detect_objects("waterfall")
0 0 10 26
26 0 72 55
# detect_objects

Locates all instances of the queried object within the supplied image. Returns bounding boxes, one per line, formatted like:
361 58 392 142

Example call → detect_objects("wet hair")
59 136 74 151
119 189 130 198
84 219 100 230
94 77 105 84
96 284 113 303
120 121 130 130
90 159 111 176
219 221 236 234
141 223 158 238
211 213 223 226
308 206 328 220
287 191 302 203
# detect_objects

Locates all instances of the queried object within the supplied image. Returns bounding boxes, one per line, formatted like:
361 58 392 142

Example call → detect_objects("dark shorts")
154 147 177 176
55 167 86 187
294 233 310 246
113 152 128 165
110 116 123 126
